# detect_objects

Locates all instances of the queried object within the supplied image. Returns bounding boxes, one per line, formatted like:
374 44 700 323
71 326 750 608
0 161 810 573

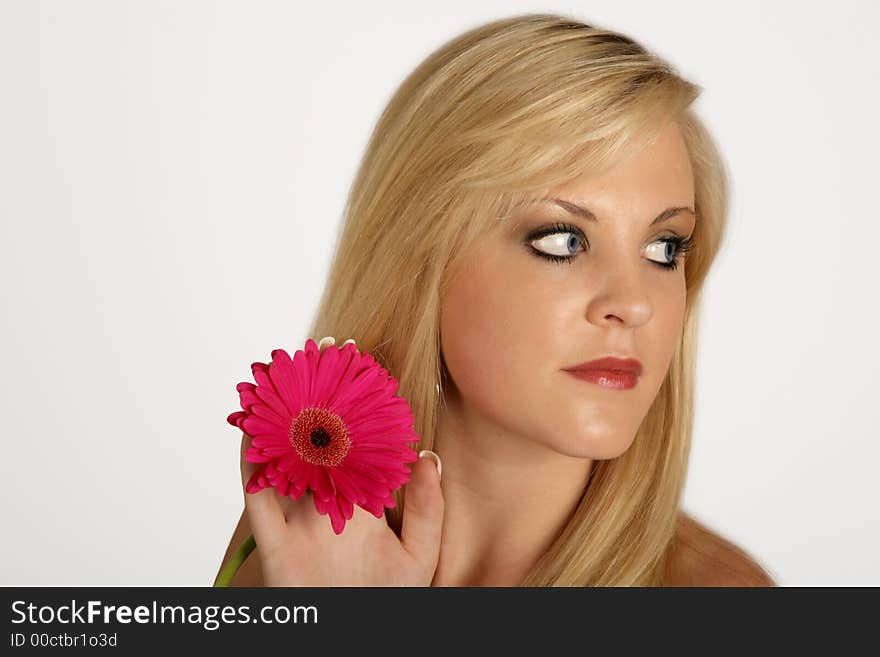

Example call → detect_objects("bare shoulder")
663 512 777 587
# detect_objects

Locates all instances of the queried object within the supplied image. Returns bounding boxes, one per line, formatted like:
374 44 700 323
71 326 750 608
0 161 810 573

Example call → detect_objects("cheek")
440 253 559 432
644 278 688 378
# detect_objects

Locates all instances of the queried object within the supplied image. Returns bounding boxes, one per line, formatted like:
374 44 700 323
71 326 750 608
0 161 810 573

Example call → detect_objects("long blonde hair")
307 13 729 585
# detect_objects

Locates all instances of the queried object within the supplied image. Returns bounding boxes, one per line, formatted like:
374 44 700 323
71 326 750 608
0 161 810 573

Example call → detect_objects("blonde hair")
307 13 729 585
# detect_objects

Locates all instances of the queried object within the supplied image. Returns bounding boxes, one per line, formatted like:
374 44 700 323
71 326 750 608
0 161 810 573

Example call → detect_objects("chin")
546 425 638 460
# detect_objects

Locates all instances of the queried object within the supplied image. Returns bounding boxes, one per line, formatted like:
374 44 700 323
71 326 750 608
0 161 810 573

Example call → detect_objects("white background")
1 0 877 586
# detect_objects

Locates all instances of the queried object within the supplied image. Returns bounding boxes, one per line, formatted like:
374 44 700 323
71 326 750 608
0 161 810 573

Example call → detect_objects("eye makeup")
522 221 694 271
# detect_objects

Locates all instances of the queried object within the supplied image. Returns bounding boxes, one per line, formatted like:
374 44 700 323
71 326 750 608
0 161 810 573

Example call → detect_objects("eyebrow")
544 198 696 226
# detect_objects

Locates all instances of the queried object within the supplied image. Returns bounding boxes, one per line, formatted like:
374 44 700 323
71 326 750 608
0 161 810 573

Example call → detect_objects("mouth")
563 368 639 390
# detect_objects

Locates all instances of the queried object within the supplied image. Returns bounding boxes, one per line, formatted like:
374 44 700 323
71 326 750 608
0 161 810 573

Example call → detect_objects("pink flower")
226 338 420 535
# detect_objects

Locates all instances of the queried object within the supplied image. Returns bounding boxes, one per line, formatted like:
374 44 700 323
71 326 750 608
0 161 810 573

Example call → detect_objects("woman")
216 13 777 586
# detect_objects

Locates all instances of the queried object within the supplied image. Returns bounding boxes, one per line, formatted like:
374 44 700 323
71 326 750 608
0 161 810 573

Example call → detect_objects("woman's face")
440 120 696 459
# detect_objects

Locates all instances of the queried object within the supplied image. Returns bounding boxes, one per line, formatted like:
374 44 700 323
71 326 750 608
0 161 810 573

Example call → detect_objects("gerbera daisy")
226 337 421 535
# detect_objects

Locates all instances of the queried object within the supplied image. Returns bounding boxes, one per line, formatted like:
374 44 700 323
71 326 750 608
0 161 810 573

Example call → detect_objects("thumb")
400 450 444 573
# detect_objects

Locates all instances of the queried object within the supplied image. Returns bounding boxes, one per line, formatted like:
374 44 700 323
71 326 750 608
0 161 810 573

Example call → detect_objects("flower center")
289 406 351 467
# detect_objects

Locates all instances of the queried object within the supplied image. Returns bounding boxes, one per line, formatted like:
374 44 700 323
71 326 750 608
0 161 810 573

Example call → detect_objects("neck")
428 386 593 586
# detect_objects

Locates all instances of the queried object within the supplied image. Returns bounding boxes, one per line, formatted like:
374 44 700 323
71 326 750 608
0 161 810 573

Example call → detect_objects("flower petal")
341 384 404 425
326 343 367 389
251 363 293 419
359 495 387 518
338 494 354 521
245 465 271 493
311 344 341 404
236 382 258 411
289 348 313 412
347 450 414 470
343 468 394 498
327 495 347 535
305 464 333 501
226 410 247 428
327 366 383 417
245 446 272 463
250 432 287 446
253 443 292 459
310 487 345 535
347 414 415 437
268 349 308 417
303 339 322 399
328 467 366 505
332 378 400 424
250 401 289 426
272 451 295 471
241 415 287 439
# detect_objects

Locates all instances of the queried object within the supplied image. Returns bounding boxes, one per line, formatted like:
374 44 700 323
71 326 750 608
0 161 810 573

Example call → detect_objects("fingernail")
418 449 442 478
317 336 336 350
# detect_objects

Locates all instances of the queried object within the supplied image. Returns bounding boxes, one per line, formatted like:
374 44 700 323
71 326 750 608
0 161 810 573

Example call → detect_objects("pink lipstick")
563 356 642 390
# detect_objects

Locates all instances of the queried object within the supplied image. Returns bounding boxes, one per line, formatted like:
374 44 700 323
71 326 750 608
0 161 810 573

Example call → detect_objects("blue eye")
525 222 694 271
529 223 586 259
643 237 694 270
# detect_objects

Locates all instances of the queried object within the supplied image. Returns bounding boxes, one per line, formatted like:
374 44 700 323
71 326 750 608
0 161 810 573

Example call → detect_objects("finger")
240 432 320 535
318 336 357 352
323 336 358 350
400 450 445 572
240 432 285 544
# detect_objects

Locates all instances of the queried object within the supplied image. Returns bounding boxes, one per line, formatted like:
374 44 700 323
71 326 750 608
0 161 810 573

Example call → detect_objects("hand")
240 336 445 586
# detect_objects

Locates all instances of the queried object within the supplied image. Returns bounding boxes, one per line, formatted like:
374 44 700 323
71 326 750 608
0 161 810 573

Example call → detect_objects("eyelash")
526 221 694 271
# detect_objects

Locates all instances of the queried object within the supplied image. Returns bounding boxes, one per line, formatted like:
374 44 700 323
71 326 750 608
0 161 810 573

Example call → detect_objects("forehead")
548 121 695 213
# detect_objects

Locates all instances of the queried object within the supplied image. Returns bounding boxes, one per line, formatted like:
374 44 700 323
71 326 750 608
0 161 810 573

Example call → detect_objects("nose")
584 262 652 328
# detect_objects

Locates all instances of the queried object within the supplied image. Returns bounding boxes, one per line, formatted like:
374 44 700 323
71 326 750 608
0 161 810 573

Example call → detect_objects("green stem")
214 533 256 587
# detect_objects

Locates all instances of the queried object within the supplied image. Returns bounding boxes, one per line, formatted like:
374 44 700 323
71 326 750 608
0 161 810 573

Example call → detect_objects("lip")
563 357 642 391
565 357 643 375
